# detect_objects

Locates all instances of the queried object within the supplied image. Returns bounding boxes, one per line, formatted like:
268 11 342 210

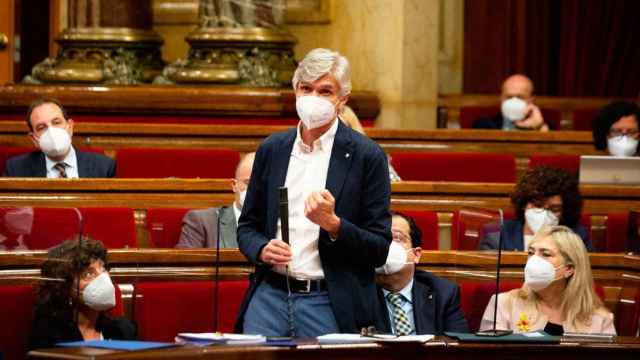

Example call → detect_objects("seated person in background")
479 165 592 251
176 152 255 248
29 238 136 349
480 226 615 335
473 74 549 132
376 211 469 335
592 101 639 157
340 105 402 182
3 98 116 178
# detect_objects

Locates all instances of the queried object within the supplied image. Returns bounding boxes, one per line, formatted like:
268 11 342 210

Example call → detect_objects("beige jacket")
480 289 616 335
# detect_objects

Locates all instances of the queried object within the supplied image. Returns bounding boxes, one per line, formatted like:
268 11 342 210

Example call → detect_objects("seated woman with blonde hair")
480 226 615 335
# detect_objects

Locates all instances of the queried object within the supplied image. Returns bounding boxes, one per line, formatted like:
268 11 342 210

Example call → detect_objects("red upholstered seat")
451 208 503 250
459 281 522 332
11 207 136 250
0 284 35 360
459 106 561 130
572 109 600 131
528 155 581 174
399 210 439 250
606 212 630 252
146 208 190 248
115 148 240 178
134 280 249 342
390 152 516 183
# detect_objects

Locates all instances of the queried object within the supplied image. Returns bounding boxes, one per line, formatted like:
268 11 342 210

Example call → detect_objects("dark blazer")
176 206 238 248
472 113 505 129
28 313 137 350
235 120 392 333
3 148 116 178
478 219 593 251
378 270 469 335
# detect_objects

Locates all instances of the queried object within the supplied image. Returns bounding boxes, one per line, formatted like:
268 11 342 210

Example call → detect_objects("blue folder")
56 340 176 351
445 331 560 343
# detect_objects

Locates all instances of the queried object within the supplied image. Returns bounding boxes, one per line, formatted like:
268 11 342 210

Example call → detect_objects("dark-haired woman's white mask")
82 272 116 311
607 135 638 157
525 208 558 234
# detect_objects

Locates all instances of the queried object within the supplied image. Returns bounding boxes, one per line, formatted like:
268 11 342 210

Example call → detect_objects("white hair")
292 48 351 97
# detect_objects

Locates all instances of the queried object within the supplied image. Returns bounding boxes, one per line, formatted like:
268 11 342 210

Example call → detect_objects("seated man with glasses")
479 166 593 251
592 101 639 157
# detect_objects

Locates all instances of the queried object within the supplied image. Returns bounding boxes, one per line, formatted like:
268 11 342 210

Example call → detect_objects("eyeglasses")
609 128 639 138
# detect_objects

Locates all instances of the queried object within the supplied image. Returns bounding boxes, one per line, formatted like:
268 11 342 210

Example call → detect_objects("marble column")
25 0 164 84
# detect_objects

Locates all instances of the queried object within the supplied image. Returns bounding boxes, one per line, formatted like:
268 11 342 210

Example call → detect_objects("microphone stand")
72 208 84 325
476 208 512 336
213 207 222 333
279 187 294 337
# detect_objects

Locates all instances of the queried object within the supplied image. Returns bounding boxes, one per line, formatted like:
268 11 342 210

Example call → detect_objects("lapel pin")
345 153 350 158
428 294 433 300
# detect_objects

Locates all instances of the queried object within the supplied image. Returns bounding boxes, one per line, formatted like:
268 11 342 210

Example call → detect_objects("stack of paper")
175 333 266 346
317 333 433 344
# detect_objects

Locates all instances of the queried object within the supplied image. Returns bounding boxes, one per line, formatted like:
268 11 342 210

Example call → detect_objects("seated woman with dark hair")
592 101 639 157
28 239 136 349
480 226 614 335
479 165 592 251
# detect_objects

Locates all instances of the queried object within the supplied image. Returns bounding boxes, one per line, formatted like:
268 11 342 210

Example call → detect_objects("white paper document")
317 333 433 344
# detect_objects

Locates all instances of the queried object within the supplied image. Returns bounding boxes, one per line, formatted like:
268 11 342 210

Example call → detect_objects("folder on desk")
445 332 560 343
56 340 176 351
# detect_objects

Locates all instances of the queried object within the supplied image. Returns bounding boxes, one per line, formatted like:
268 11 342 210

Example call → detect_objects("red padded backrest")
572 109 600 131
459 106 560 130
391 152 516 183
528 155 581 174
400 210 439 250
451 208 503 250
458 280 522 332
0 284 35 360
5 207 135 250
79 208 137 249
115 148 240 178
606 212 630 252
145 208 190 248
134 280 249 341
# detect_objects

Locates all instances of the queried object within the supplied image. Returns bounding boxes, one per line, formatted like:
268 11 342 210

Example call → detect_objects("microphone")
476 208 512 337
279 187 289 245
213 207 222 333
72 207 84 325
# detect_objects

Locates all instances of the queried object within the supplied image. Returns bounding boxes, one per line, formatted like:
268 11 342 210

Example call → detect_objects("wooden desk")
27 336 640 360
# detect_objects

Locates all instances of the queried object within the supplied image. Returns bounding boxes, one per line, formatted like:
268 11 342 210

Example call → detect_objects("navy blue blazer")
478 219 593 251
378 270 469 335
235 120 392 333
3 149 116 178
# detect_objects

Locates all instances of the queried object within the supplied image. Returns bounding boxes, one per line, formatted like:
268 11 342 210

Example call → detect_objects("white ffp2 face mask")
525 208 559 234
296 95 337 129
524 255 565 291
375 241 409 275
82 272 116 311
607 135 638 157
501 97 528 122
38 126 72 158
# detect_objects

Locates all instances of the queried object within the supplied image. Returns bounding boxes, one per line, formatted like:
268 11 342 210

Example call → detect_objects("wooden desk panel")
27 336 640 360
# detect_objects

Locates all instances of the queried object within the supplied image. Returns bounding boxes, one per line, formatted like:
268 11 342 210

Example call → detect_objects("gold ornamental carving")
155 0 297 86
25 28 165 84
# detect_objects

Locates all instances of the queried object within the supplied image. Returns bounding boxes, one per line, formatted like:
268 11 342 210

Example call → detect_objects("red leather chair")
451 208 504 250
115 148 240 178
572 108 600 131
14 207 136 250
606 212 630 253
391 152 516 183
145 208 190 248
459 106 561 130
458 280 522 332
134 280 250 341
528 155 581 174
399 210 439 250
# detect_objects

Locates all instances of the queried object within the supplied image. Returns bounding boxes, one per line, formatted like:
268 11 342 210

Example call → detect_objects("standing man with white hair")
235 48 392 337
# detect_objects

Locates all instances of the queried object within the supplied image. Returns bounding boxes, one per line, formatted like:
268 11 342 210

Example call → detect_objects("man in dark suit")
472 74 549 131
3 98 115 178
175 152 255 248
377 212 468 335
236 48 391 337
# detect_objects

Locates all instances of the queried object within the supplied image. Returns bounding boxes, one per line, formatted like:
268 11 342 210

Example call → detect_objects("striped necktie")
53 162 67 178
387 292 412 335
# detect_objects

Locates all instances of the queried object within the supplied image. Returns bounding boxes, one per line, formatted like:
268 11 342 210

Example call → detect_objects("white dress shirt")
273 119 339 280
233 203 242 226
45 147 79 179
